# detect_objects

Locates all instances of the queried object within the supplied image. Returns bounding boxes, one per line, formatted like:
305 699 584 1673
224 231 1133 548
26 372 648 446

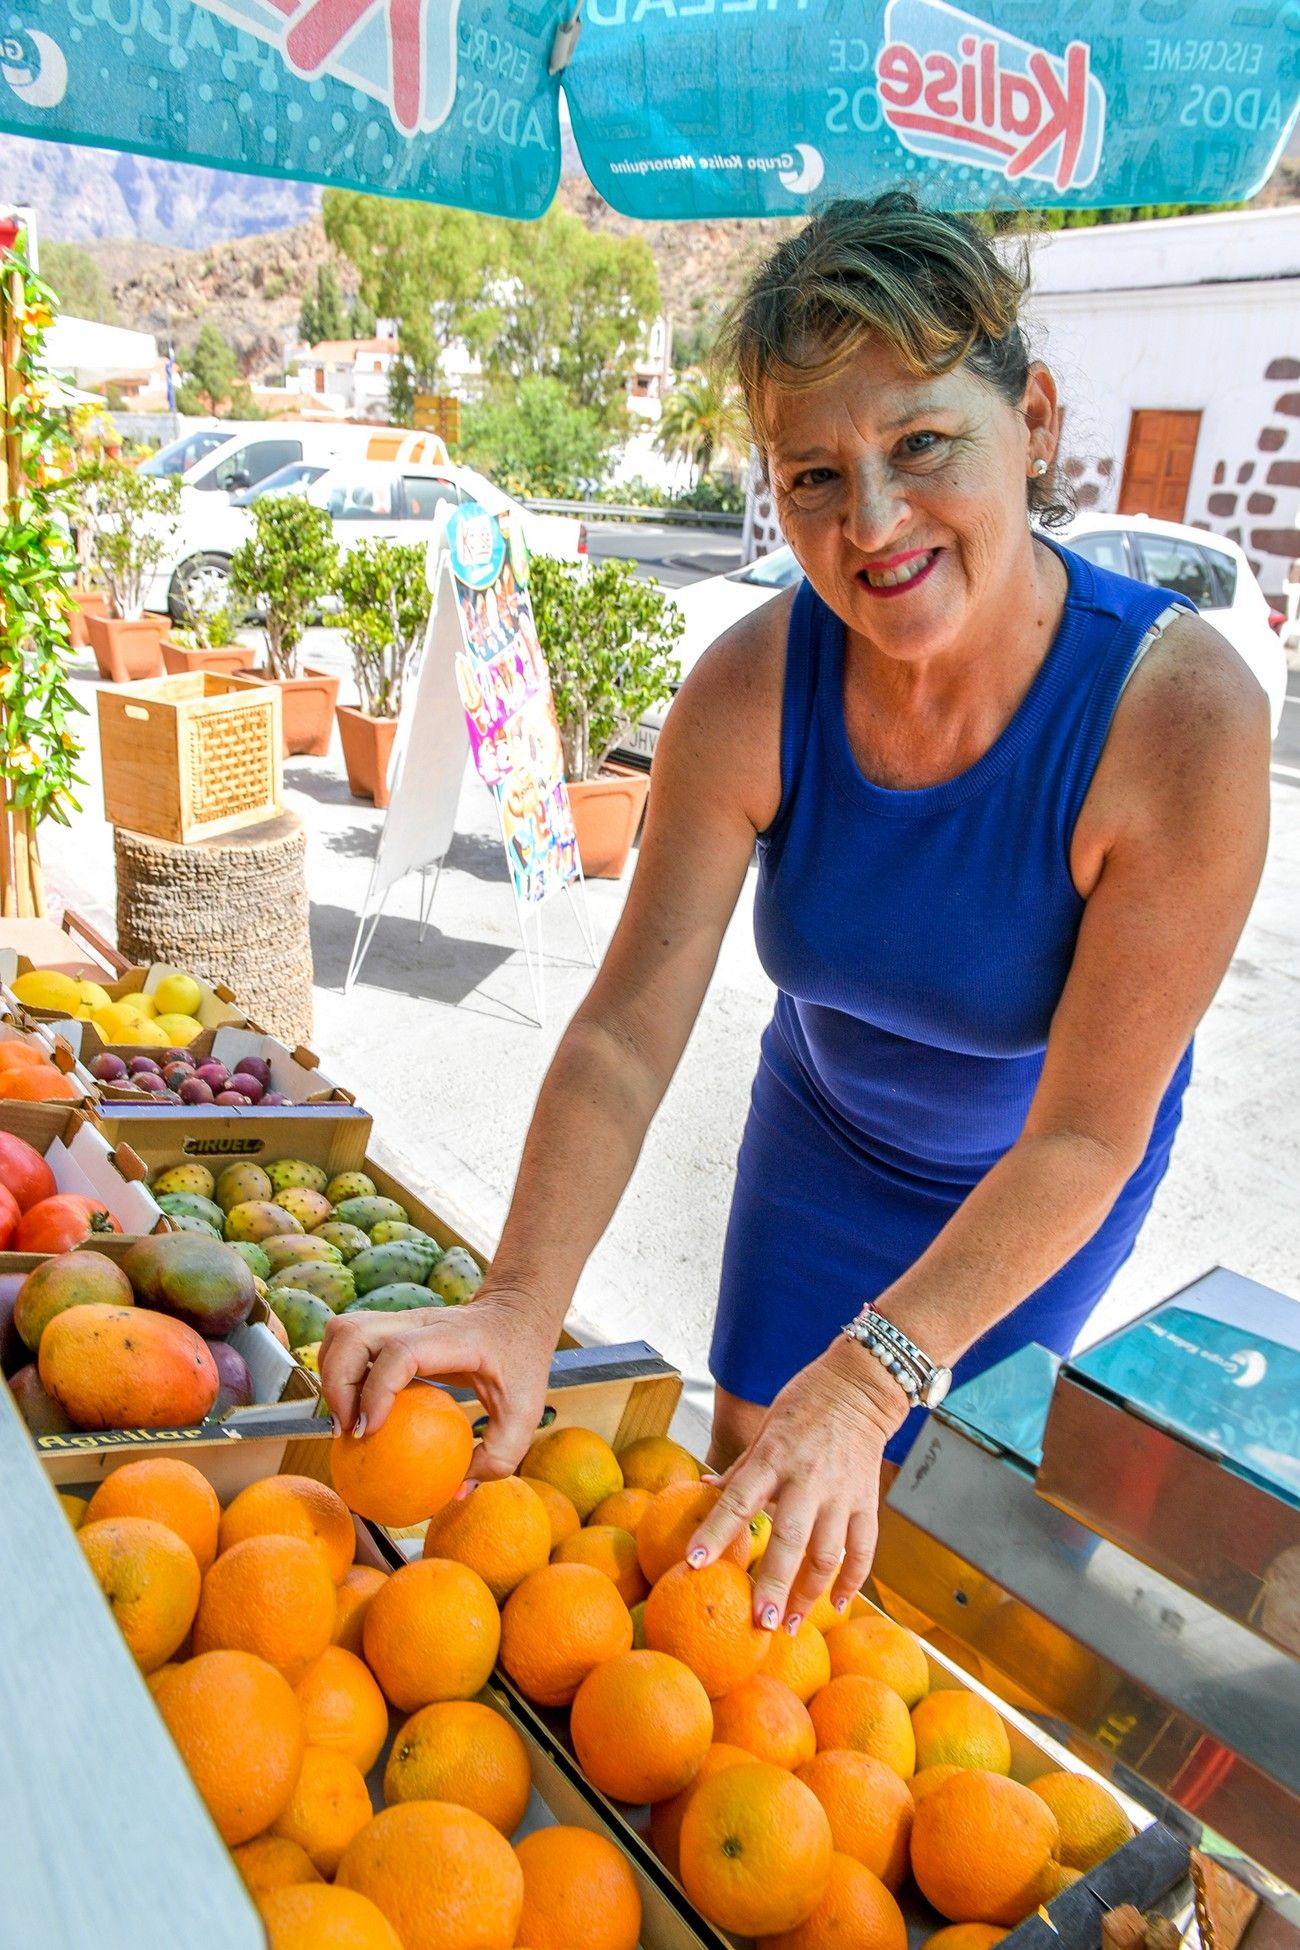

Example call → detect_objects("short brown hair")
720 192 1069 525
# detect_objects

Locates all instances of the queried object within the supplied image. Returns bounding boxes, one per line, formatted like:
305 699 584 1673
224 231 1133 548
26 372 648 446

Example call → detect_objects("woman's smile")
858 547 942 595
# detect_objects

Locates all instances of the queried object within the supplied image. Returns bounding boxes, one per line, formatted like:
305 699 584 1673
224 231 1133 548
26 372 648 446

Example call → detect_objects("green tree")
299 262 348 344
457 376 620 497
334 538 430 717
529 554 682 780
230 493 338 680
349 291 377 338
655 367 745 483
177 323 236 413
41 242 117 324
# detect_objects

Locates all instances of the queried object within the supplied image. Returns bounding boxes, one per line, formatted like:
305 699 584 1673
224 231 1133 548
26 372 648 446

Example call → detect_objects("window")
732 548 805 590
322 470 394 519
1068 532 1131 577
198 439 303 492
1202 548 1238 607
400 476 461 521
139 428 230 476
1133 535 1217 609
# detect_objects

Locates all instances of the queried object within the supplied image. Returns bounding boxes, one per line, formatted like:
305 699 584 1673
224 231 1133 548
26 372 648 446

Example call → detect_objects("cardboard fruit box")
91 1102 374 1180
82 1026 355 1110
0 957 254 1064
0 1103 166 1244
0 1018 98 1107
0 912 119 982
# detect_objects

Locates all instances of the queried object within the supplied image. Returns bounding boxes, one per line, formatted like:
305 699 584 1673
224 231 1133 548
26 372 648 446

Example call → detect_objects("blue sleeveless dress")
710 542 1194 1462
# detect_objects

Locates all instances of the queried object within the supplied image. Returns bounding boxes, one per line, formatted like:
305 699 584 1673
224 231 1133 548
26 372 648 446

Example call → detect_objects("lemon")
116 992 158 1019
74 980 113 1013
153 1012 203 1047
153 972 203 1017
58 1493 89 1529
92 1002 147 1042
11 969 80 1012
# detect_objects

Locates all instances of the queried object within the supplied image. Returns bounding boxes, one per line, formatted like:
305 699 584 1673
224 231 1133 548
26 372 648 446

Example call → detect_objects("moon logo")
1230 1348 1268 1388
2 30 68 110
779 143 825 196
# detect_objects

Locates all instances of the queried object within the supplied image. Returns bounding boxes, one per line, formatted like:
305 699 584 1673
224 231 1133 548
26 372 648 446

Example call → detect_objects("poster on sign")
446 503 580 911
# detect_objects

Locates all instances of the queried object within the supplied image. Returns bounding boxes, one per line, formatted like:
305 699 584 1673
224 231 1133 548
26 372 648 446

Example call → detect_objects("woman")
323 195 1269 1636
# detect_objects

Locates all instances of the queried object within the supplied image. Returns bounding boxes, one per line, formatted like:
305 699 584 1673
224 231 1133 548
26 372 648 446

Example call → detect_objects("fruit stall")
0 915 1294 1950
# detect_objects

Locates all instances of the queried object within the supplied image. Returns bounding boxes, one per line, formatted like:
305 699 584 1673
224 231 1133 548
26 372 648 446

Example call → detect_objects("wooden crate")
97 672 282 845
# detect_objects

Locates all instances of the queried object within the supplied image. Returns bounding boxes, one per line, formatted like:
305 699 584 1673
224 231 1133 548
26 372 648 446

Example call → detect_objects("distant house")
288 333 401 418
627 314 674 420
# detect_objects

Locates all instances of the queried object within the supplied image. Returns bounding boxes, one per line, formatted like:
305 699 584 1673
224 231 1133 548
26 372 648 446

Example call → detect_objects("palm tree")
654 367 746 484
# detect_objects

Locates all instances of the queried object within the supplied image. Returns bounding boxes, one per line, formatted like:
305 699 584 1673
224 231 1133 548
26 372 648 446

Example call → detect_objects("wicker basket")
97 673 282 846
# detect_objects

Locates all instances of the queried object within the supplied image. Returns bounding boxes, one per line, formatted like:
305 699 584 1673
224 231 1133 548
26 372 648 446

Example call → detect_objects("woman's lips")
858 548 941 597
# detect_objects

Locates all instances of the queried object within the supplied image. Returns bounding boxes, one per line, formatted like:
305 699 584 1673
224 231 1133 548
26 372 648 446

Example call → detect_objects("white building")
627 314 674 421
287 331 401 418
45 315 159 390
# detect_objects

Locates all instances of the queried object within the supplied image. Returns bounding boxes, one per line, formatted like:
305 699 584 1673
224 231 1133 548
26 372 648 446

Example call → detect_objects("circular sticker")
449 502 506 590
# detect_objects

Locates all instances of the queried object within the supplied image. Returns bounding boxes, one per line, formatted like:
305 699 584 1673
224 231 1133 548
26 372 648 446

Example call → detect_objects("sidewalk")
39 630 1300 1445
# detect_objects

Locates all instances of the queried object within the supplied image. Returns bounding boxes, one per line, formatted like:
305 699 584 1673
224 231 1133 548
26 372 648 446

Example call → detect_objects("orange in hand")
636 1482 750 1584
644 1560 769 1698
330 1383 473 1528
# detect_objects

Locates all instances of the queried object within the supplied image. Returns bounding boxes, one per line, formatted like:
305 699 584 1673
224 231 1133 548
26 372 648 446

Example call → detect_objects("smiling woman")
320 191 1270 1640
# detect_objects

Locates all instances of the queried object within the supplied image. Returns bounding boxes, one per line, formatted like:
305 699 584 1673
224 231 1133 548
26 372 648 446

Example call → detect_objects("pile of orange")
0 1037 81 1101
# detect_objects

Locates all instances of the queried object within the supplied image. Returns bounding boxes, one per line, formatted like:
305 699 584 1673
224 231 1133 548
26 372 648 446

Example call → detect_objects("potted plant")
530 554 682 878
333 538 430 807
161 585 256 677
230 492 340 756
72 457 181 683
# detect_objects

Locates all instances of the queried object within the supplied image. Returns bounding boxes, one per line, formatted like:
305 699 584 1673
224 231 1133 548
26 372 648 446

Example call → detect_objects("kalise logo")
877 0 1104 194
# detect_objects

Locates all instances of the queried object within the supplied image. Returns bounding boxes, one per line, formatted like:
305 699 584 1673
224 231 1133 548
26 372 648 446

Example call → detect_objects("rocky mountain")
1 134 319 244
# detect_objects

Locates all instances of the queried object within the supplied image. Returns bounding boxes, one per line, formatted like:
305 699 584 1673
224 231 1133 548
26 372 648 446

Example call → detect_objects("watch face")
924 1366 953 1408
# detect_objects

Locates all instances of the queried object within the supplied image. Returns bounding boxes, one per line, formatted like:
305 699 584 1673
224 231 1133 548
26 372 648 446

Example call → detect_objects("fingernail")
352 1412 367 1439
453 1481 477 1501
329 1415 341 1437
760 1603 778 1631
686 1548 706 1569
833 1596 849 1615
700 1473 720 1485
785 1613 803 1636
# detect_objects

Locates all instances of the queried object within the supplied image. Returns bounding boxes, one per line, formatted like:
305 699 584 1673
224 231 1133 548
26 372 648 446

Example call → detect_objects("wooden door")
1117 409 1202 522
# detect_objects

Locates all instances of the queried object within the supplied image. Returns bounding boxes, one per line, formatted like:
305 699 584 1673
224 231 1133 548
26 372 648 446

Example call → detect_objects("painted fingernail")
833 1596 849 1615
352 1412 367 1439
785 1613 803 1636
760 1603 779 1631
329 1415 341 1437
700 1473 720 1485
686 1548 706 1569
453 1481 477 1501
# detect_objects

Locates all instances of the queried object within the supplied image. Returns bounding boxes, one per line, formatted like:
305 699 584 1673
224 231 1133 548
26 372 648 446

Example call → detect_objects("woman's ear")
1022 363 1061 468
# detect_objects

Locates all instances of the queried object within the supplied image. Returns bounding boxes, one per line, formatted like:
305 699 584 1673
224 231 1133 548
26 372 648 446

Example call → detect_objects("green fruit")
215 1163 273 1214
153 1163 216 1200
262 1234 344 1275
334 1196 408 1233
269 1260 354 1313
269 1287 334 1350
265 1158 329 1196
325 1172 376 1206
344 1283 446 1315
312 1222 372 1262
273 1187 333 1230
121 1234 257 1337
369 1221 444 1264
350 1241 437 1296
227 1240 272 1281
224 1199 305 1243
157 1192 227 1233
427 1247 484 1305
165 1214 223 1239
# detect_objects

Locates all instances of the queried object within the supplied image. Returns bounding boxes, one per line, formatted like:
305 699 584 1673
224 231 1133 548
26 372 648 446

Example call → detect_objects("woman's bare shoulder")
654 587 795 834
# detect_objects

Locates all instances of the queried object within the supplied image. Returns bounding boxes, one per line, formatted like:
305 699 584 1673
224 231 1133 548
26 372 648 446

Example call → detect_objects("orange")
78 1516 200 1673
500 1562 632 1707
795 1750 913 1891
553 1525 649 1607
911 1690 1011 1775
712 1673 816 1770
231 1835 322 1896
757 1851 907 1950
152 1649 305 1845
761 1619 832 1703
515 1825 642 1950
630 1599 647 1647
643 1559 768 1698
617 1434 701 1493
337 1801 524 1950
520 1425 622 1521
332 1564 386 1655
0 1039 59 1068
911 1763 965 1804
294 1645 390 1773
363 1556 500 1711
805 1594 842 1634
571 1650 714 1804
257 1884 403 1950
219 1475 356 1584
589 1487 654 1534
809 1676 916 1777
649 1742 761 1879
1045 1865 1084 1898
923 1928 1009 1950
192 1534 336 1685
1027 1772 1133 1870
58 1492 88 1529
521 1476 581 1549
421 1476 551 1601
272 1744 373 1876
330 1382 473 1527
679 1760 833 1936
383 1700 532 1835
84 1458 220 1572
0 1064 79 1100
910 1769 1060 1925
636 1482 749 1584
824 1615 930 1707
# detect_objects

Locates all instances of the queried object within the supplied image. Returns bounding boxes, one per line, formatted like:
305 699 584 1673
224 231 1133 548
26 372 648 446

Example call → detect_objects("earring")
1030 458 1048 478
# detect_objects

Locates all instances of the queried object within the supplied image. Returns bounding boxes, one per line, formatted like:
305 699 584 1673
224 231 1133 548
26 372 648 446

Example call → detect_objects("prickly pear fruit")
311 1222 371 1262
272 1187 333 1231
325 1172 376 1207
269 1259 354 1313
269 1287 333 1350
427 1247 484 1305
166 1214 223 1239
224 1199 304 1243
265 1159 329 1197
334 1196 408 1233
345 1284 446 1315
369 1222 444 1264
215 1163 273 1214
262 1234 343 1275
350 1241 437 1296
157 1192 227 1233
295 1342 322 1373
153 1163 216 1201
226 1240 272 1281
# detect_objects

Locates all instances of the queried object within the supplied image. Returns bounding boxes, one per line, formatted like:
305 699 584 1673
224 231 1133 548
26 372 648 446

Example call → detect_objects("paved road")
583 518 742 589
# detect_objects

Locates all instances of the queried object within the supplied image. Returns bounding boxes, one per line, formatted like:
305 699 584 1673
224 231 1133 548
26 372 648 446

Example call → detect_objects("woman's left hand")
685 1337 912 1632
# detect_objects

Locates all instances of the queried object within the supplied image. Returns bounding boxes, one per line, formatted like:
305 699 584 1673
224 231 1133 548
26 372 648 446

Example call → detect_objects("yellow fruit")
746 1511 774 1568
153 972 203 1017
521 1426 622 1522
75 981 112 1013
297 1343 322 1372
58 1492 88 1529
11 969 81 1012
153 1012 205 1047
616 1435 701 1494
91 1003 148 1043
117 991 158 1018
1027 1773 1133 1871
911 1691 1011 1776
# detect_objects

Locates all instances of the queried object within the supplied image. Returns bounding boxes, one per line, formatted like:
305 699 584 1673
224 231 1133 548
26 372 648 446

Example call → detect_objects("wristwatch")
840 1303 953 1408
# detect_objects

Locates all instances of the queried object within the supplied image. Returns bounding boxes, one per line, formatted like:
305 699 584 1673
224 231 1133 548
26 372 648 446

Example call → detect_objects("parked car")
615 512 1287 764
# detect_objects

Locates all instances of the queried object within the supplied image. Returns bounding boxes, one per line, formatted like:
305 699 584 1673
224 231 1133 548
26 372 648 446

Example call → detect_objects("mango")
427 1248 484 1304
14 1250 134 1352
225 1200 304 1243
122 1233 257 1338
153 1163 216 1201
265 1159 329 1196
215 1163 272 1213
325 1172 376 1206
39 1304 219 1430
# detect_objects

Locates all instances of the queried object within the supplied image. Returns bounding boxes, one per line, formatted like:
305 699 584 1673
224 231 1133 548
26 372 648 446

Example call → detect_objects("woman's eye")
790 468 835 491
900 431 943 457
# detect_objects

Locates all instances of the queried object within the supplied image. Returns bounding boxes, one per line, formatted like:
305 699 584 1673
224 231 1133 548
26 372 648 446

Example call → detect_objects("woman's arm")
321 605 787 1454
690 614 1271 1626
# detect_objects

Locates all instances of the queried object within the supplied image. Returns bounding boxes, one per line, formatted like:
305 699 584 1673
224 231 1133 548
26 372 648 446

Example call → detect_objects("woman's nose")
843 462 910 553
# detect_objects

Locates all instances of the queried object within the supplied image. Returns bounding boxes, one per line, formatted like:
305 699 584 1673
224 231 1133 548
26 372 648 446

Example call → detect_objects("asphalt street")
583 518 742 589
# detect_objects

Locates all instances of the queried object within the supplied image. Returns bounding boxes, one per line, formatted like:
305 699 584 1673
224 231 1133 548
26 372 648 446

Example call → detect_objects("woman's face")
765 336 1058 665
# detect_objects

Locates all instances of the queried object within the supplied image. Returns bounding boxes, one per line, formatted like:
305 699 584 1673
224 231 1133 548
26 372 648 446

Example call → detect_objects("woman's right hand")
319 1288 557 1483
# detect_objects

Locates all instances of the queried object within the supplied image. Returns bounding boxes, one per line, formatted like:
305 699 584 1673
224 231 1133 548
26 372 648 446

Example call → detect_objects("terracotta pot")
250 664 341 757
161 639 257 677
86 612 168 684
68 589 110 650
567 771 650 879
336 703 398 808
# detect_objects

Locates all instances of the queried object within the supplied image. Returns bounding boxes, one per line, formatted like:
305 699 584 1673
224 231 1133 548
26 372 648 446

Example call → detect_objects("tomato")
13 1194 122 1255
0 1131 57 1212
0 1181 18 1251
